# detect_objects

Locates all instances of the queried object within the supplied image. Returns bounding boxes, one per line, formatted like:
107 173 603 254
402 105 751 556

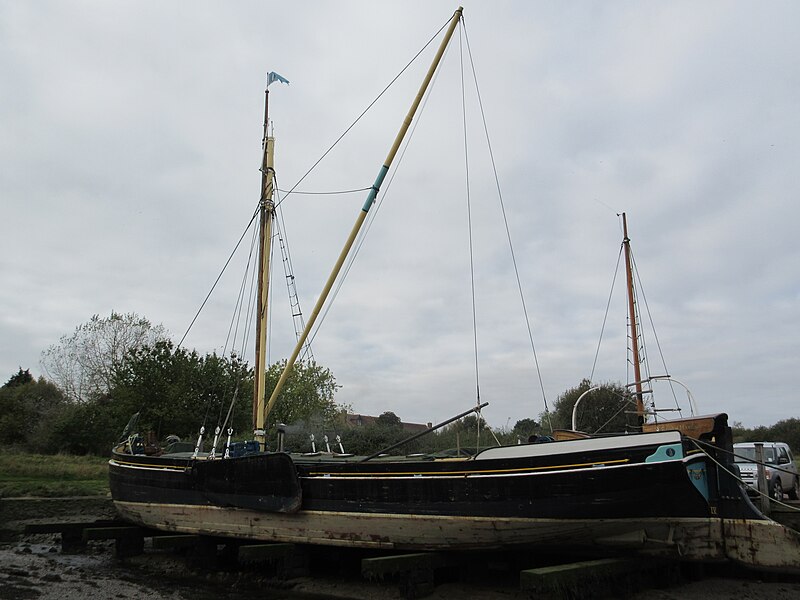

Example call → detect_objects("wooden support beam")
520 557 674 596
238 543 295 563
521 558 633 591
151 534 201 550
362 552 457 599
24 520 124 535
82 526 144 541
24 520 128 552
361 552 455 578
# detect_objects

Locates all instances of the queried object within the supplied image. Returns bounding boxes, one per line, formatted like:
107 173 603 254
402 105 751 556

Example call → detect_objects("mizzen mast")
621 212 645 425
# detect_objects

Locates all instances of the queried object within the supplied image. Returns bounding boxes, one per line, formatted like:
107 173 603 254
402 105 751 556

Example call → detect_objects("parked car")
733 441 799 501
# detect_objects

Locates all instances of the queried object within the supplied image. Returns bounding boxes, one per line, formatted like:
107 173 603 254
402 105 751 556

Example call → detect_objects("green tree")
734 418 800 454
376 411 402 429
512 418 540 441
427 414 492 454
0 376 67 451
4 368 34 388
764 419 800 454
339 425 414 456
41 311 168 402
264 360 342 431
109 340 252 442
546 378 638 434
48 398 120 455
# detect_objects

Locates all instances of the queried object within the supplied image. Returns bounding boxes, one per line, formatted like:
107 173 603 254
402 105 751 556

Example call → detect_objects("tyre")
770 478 784 501
789 476 800 501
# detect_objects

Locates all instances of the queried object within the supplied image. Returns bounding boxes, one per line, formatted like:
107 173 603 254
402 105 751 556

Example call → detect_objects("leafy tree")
512 418 540 441
0 376 67 450
264 359 342 431
376 411 402 429
734 418 800 454
41 311 168 402
340 424 416 456
4 368 34 388
426 414 492 453
48 398 120 455
109 340 252 442
546 378 638 434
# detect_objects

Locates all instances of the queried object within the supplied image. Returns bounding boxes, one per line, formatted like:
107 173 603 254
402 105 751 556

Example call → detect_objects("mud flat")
2 496 800 600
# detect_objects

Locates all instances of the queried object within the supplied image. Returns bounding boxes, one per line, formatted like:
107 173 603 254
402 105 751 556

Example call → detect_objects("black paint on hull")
110 432 760 523
110 451 301 512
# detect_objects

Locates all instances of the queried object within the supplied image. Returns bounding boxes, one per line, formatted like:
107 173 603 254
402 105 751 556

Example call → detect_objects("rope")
281 19 454 350
304 26 451 349
462 20 551 427
690 438 800 512
459 26 482 415
630 250 681 413
273 16 453 211
178 206 260 347
223 212 260 356
277 186 372 196
590 391 637 435
590 246 623 382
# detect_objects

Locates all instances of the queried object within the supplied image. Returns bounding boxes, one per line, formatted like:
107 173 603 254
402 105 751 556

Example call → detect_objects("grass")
0 452 109 498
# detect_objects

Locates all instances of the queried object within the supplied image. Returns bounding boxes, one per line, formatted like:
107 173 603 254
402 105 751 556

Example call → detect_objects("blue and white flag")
267 71 290 88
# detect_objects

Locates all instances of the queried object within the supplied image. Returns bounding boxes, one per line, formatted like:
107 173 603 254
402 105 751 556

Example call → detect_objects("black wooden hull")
107 428 800 568
110 451 301 512
109 430 759 524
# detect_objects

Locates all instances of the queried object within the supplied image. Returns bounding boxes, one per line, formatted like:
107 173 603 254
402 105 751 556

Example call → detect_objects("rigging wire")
273 179 314 362
590 246 623 382
178 206 260 348
588 214 685 422
304 25 452 348
224 213 260 356
212 209 258 452
459 25 483 415
273 16 453 211
277 187 372 196
590 390 637 435
179 18 457 444
462 21 551 426
690 438 800 512
630 250 682 413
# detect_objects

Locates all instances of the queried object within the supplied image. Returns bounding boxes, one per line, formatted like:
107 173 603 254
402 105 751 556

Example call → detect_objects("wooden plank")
520 557 639 592
24 520 123 534
361 552 454 578
643 416 716 440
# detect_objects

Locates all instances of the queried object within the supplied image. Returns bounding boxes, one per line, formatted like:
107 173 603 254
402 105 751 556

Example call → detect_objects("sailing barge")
109 7 800 571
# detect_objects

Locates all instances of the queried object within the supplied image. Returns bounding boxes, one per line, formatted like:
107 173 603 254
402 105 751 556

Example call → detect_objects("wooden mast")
254 85 276 448
263 7 464 424
621 212 645 424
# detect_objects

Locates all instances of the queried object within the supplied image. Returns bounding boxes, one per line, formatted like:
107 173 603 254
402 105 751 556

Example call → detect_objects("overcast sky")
2 1 798 432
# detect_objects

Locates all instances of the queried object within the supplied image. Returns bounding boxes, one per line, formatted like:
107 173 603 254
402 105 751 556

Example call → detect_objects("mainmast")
253 84 276 448
621 213 645 424
263 7 464 424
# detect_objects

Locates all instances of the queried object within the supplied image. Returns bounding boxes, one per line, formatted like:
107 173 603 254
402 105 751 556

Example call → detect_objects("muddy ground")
2 497 800 600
